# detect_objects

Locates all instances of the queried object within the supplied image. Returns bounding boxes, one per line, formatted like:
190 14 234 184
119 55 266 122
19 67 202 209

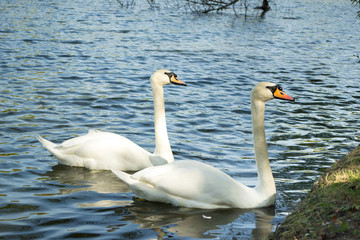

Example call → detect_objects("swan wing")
115 160 253 209
38 131 153 171
56 130 108 150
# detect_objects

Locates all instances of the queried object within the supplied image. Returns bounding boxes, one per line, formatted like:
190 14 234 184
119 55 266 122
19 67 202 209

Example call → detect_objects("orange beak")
170 75 187 86
274 88 295 101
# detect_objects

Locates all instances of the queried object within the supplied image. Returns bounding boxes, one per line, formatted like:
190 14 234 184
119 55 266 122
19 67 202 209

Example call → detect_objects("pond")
0 0 359 239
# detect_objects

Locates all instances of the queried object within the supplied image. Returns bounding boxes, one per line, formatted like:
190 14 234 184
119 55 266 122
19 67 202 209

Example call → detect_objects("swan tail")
36 136 57 150
111 169 136 185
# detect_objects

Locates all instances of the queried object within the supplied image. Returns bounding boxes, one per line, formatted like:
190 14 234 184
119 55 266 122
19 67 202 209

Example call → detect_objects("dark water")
1 0 359 239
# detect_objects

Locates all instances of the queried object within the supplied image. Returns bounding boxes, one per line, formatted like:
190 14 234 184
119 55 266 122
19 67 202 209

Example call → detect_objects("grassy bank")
270 144 360 239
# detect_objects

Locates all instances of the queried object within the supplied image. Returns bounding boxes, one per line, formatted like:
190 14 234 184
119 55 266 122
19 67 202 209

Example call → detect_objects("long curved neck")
151 82 174 163
251 99 276 195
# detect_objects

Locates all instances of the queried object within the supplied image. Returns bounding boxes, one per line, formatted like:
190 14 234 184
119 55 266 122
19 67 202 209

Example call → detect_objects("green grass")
270 144 360 240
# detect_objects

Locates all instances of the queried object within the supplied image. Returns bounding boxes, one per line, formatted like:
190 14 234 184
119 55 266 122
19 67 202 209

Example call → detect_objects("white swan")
112 82 294 209
37 69 186 171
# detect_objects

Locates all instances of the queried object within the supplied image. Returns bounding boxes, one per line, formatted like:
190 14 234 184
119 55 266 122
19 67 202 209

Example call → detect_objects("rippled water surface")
1 0 359 239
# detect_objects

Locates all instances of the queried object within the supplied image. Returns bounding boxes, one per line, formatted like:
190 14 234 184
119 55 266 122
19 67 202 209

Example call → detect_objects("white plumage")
112 82 294 209
37 69 186 171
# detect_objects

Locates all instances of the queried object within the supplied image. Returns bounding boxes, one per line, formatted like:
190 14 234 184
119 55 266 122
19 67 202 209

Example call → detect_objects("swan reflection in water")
41 165 130 195
41 165 274 239
116 200 275 239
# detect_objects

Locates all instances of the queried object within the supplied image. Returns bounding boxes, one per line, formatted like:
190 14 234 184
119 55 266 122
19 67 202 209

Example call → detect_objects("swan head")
151 69 187 86
251 82 294 102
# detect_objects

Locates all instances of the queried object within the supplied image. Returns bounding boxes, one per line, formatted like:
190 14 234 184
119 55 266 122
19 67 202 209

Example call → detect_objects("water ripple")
1 0 359 239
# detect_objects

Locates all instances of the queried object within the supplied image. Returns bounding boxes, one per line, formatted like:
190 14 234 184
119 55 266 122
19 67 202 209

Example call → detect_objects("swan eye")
165 72 175 79
277 85 283 91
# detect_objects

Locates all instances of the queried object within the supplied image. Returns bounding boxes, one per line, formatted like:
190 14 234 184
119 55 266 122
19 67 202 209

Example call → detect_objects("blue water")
1 0 359 239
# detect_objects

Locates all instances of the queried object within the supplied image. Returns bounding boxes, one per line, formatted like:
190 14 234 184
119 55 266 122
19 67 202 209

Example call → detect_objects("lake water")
1 0 359 239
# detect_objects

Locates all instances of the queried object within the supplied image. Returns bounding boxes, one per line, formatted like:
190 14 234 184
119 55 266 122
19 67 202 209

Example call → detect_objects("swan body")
112 160 271 209
37 69 186 171
112 82 294 209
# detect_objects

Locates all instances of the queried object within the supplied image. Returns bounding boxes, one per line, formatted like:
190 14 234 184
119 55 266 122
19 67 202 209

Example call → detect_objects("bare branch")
185 0 241 14
115 0 272 17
